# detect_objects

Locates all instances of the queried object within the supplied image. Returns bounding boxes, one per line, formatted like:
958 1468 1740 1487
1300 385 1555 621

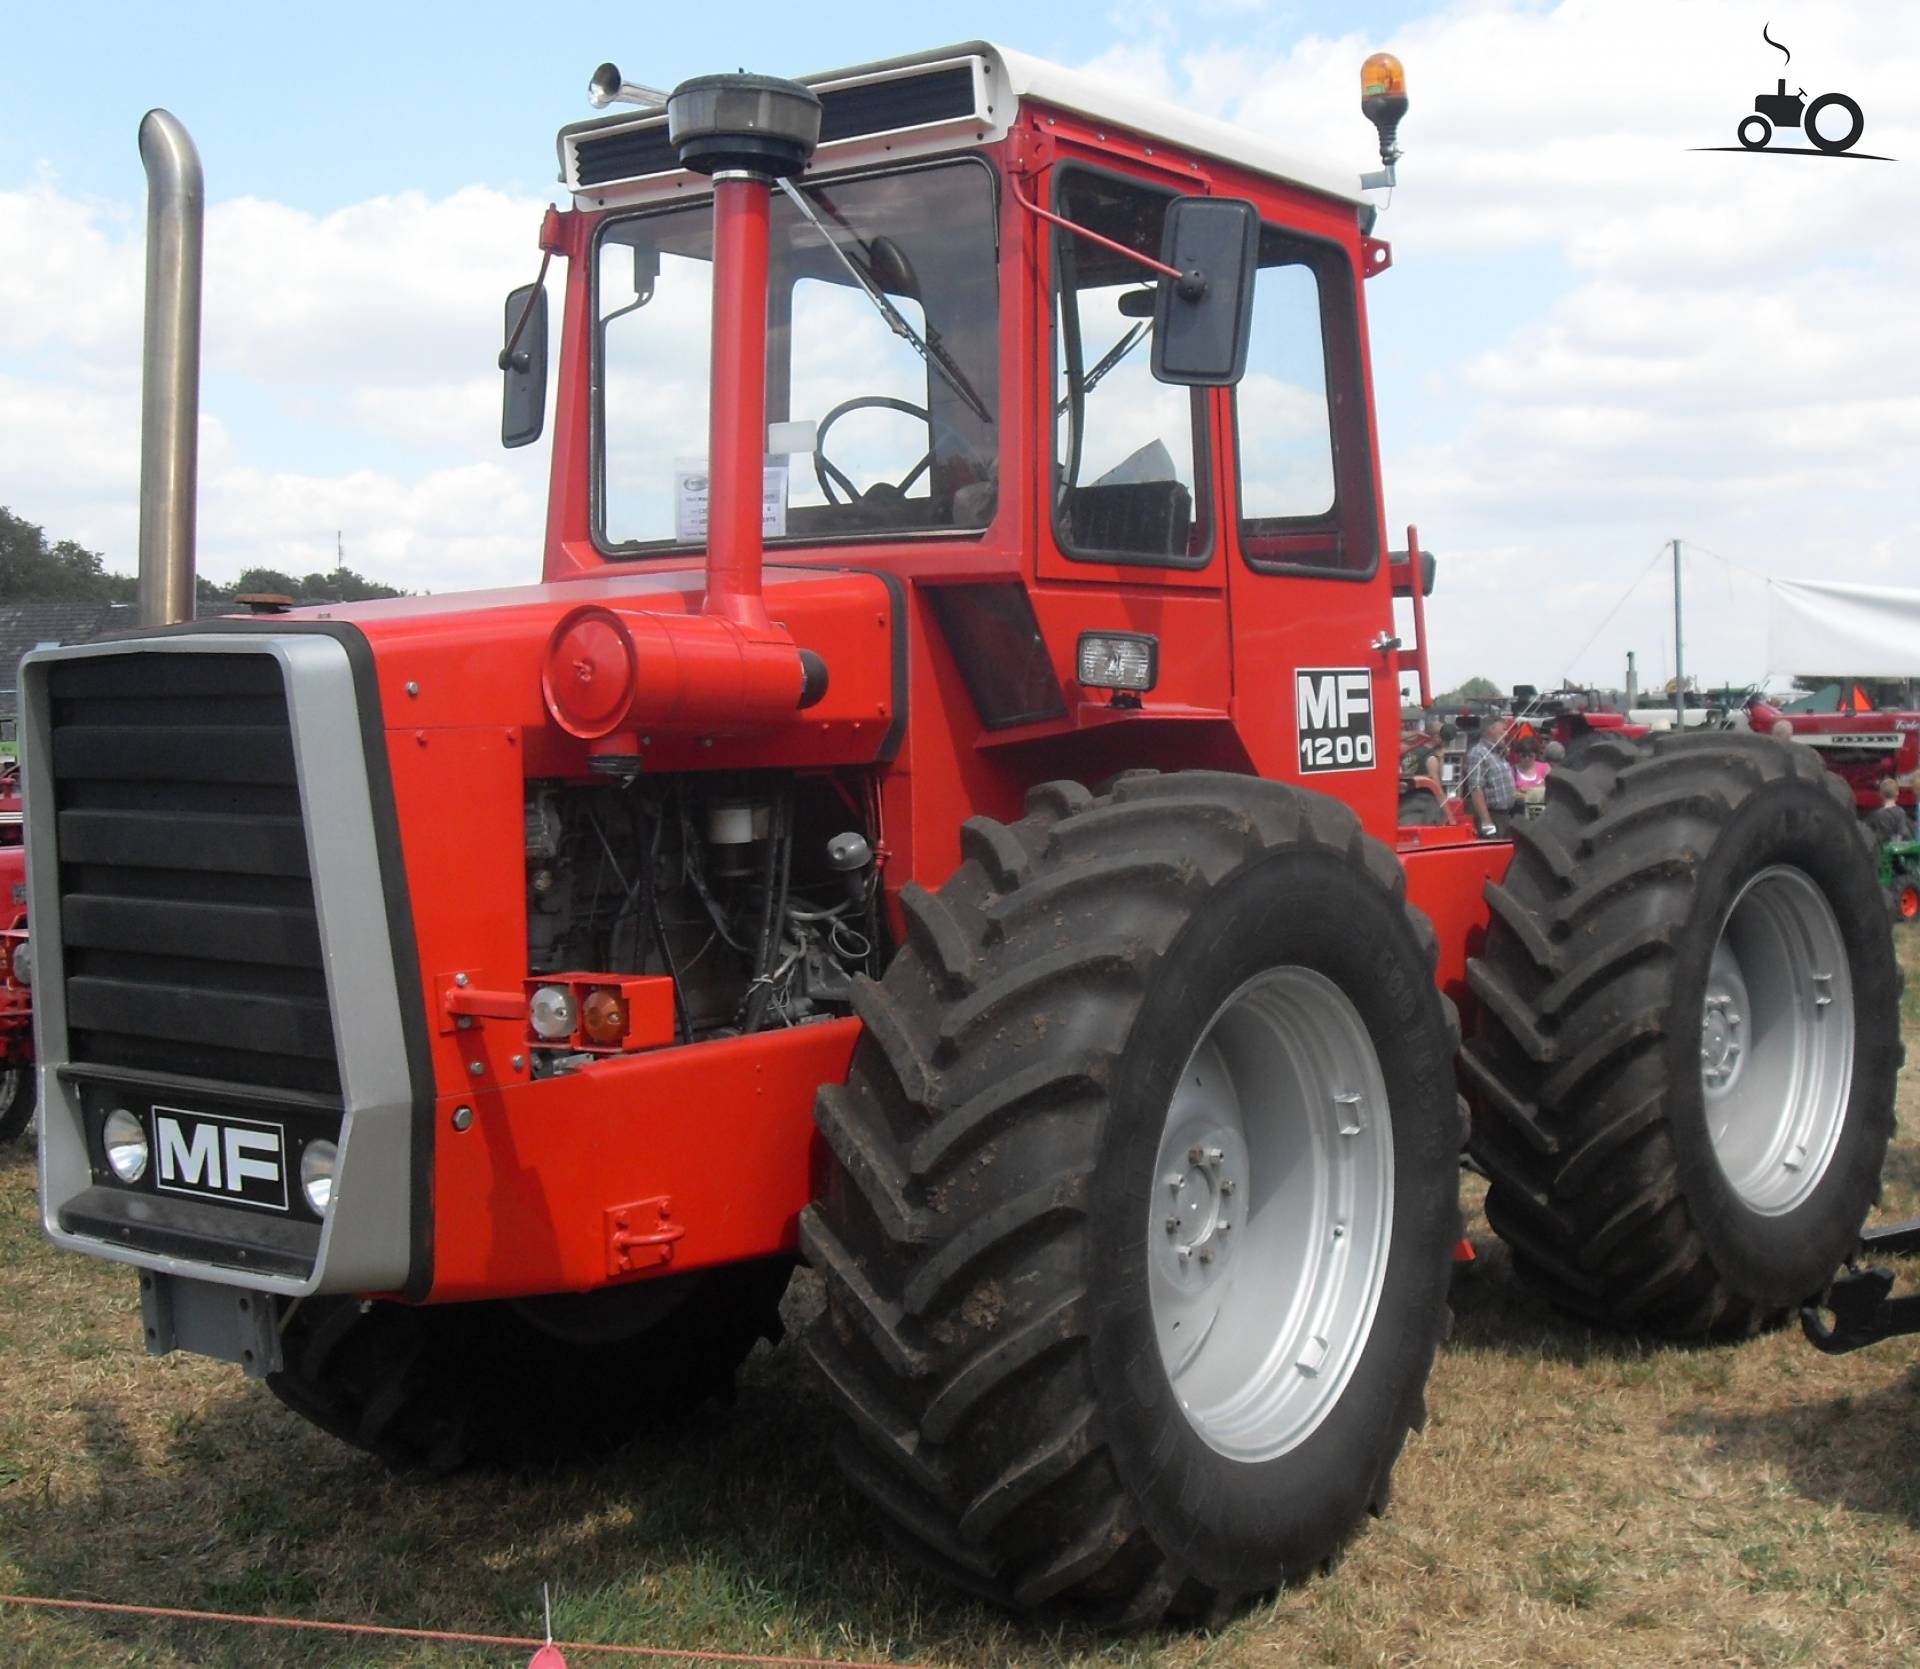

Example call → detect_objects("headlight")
300 1139 338 1214
103 1108 149 1183
528 983 578 1040
11 940 30 987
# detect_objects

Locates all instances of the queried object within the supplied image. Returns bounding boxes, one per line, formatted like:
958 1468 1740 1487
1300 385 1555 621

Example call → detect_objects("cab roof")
558 40 1371 213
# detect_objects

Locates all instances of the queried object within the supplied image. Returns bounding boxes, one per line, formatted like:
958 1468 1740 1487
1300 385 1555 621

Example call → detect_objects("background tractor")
18 43 1899 1624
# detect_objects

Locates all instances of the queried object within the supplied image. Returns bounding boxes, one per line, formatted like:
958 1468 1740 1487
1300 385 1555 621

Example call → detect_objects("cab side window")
1052 171 1211 566
1235 229 1376 575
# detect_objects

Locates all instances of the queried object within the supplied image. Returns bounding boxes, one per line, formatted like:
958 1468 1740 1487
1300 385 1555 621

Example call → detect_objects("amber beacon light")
1360 53 1408 188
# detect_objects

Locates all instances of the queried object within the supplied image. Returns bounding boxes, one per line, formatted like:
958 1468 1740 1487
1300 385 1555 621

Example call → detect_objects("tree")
1434 675 1501 707
0 507 129 602
0 506 408 609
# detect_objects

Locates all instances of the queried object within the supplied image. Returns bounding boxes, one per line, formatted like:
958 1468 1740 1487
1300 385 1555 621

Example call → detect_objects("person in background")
1511 736 1550 815
1464 716 1517 838
1771 718 1796 742
1866 777 1913 845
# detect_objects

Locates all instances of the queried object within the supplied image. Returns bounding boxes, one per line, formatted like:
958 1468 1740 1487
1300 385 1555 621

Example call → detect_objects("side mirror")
1151 197 1259 387
499 282 548 449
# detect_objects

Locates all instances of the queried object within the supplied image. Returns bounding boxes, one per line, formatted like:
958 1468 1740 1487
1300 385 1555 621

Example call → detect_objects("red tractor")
0 762 33 1142
22 46 1898 1622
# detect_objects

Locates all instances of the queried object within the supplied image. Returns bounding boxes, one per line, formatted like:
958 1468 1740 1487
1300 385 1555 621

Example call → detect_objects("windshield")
596 159 1000 552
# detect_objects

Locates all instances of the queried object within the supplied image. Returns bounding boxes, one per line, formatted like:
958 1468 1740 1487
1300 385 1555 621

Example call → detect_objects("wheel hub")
1160 1136 1245 1278
1699 952 1750 1091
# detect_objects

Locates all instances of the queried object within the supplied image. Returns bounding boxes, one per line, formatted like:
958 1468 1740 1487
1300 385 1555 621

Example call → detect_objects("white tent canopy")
1768 580 1920 678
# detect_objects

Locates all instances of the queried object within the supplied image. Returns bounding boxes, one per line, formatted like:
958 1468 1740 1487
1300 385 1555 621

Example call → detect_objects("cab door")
1218 206 1400 836
1030 157 1232 721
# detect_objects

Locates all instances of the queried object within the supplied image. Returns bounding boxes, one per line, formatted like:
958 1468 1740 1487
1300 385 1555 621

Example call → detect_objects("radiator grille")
46 653 338 1097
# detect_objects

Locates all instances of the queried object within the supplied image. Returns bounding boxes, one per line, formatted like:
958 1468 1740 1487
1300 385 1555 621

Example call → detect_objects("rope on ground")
0 1593 912 1669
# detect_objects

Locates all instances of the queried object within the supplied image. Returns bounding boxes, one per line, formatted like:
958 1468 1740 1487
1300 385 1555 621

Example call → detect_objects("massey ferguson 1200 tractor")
24 46 1899 1621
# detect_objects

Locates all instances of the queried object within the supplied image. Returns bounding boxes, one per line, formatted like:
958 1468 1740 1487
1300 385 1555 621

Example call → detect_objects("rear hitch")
1800 1218 1920 1353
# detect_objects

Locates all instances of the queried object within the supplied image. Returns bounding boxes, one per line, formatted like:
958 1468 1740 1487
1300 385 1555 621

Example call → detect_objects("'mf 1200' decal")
1295 668 1375 774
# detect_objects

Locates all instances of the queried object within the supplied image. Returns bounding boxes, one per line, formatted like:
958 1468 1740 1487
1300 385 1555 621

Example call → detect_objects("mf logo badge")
1296 668 1376 774
153 1107 289 1211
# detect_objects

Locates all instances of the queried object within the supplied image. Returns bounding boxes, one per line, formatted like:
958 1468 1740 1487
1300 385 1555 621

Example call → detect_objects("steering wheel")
813 396 982 508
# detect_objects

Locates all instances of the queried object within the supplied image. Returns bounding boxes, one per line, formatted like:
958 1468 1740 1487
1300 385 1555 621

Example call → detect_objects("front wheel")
0 1066 35 1143
1738 114 1773 150
802 773 1462 1621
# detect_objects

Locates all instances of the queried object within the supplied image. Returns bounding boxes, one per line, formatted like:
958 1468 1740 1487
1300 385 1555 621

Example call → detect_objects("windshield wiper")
775 177 993 427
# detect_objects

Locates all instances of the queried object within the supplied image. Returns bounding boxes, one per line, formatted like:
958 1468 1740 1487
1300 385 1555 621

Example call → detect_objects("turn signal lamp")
1077 632 1159 693
581 988 629 1047
1361 53 1408 167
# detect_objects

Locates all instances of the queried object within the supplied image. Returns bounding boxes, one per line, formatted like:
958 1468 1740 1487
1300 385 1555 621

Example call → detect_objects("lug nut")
1220 1178 1235 1195
1165 1216 1180 1234
1198 1247 1214 1264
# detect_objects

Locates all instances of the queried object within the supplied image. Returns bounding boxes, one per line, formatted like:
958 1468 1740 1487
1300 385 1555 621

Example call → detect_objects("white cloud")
2 2 1915 693
0 176 554 592
1078 1 1920 689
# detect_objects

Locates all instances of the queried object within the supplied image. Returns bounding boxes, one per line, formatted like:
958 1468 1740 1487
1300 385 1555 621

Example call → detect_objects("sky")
1 1 1914 693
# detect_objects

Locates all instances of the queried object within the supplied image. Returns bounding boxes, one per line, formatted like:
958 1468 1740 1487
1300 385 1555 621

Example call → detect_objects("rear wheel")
0 1066 35 1143
802 772 1461 1621
1464 733 1901 1334
267 1259 791 1470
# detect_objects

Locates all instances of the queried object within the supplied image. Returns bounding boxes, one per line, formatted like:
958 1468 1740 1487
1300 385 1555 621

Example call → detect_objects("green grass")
0 932 1918 1666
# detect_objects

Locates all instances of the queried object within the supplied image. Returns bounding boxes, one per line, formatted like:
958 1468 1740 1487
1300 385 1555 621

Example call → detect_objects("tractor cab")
522 43 1434 848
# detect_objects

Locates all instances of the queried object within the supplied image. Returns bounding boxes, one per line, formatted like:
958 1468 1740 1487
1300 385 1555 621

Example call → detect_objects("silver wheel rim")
1147 966 1394 1462
1702 865 1854 1215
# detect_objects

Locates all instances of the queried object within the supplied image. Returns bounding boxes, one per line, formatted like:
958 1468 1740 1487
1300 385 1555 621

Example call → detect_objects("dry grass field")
1 932 1917 1668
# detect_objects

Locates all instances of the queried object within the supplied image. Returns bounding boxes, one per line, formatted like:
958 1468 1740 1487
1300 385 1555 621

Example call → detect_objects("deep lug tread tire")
1464 731 1902 1335
266 1258 790 1470
802 771 1461 1623
0 1066 35 1143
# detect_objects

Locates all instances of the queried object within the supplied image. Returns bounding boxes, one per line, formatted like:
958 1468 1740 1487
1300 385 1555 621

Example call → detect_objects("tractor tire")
1463 732 1901 1336
801 772 1462 1623
0 1066 35 1143
267 1257 791 1470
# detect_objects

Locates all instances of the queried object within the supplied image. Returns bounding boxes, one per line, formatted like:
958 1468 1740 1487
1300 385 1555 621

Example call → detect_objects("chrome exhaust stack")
136 110 202 628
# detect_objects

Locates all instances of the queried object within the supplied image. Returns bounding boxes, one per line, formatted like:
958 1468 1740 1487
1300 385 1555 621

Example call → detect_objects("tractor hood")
224 563 900 779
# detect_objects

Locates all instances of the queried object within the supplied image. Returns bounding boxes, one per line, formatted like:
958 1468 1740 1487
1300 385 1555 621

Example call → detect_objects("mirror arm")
1009 175 1192 286
497 248 553 370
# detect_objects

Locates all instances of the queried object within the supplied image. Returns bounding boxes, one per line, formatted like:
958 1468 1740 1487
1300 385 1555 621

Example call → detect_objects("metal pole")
1671 537 1684 719
136 110 203 628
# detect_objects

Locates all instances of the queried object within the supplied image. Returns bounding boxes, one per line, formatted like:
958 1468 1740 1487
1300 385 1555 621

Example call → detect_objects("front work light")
1077 633 1159 693
300 1139 338 1214
103 1108 149 1183
529 984 579 1040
